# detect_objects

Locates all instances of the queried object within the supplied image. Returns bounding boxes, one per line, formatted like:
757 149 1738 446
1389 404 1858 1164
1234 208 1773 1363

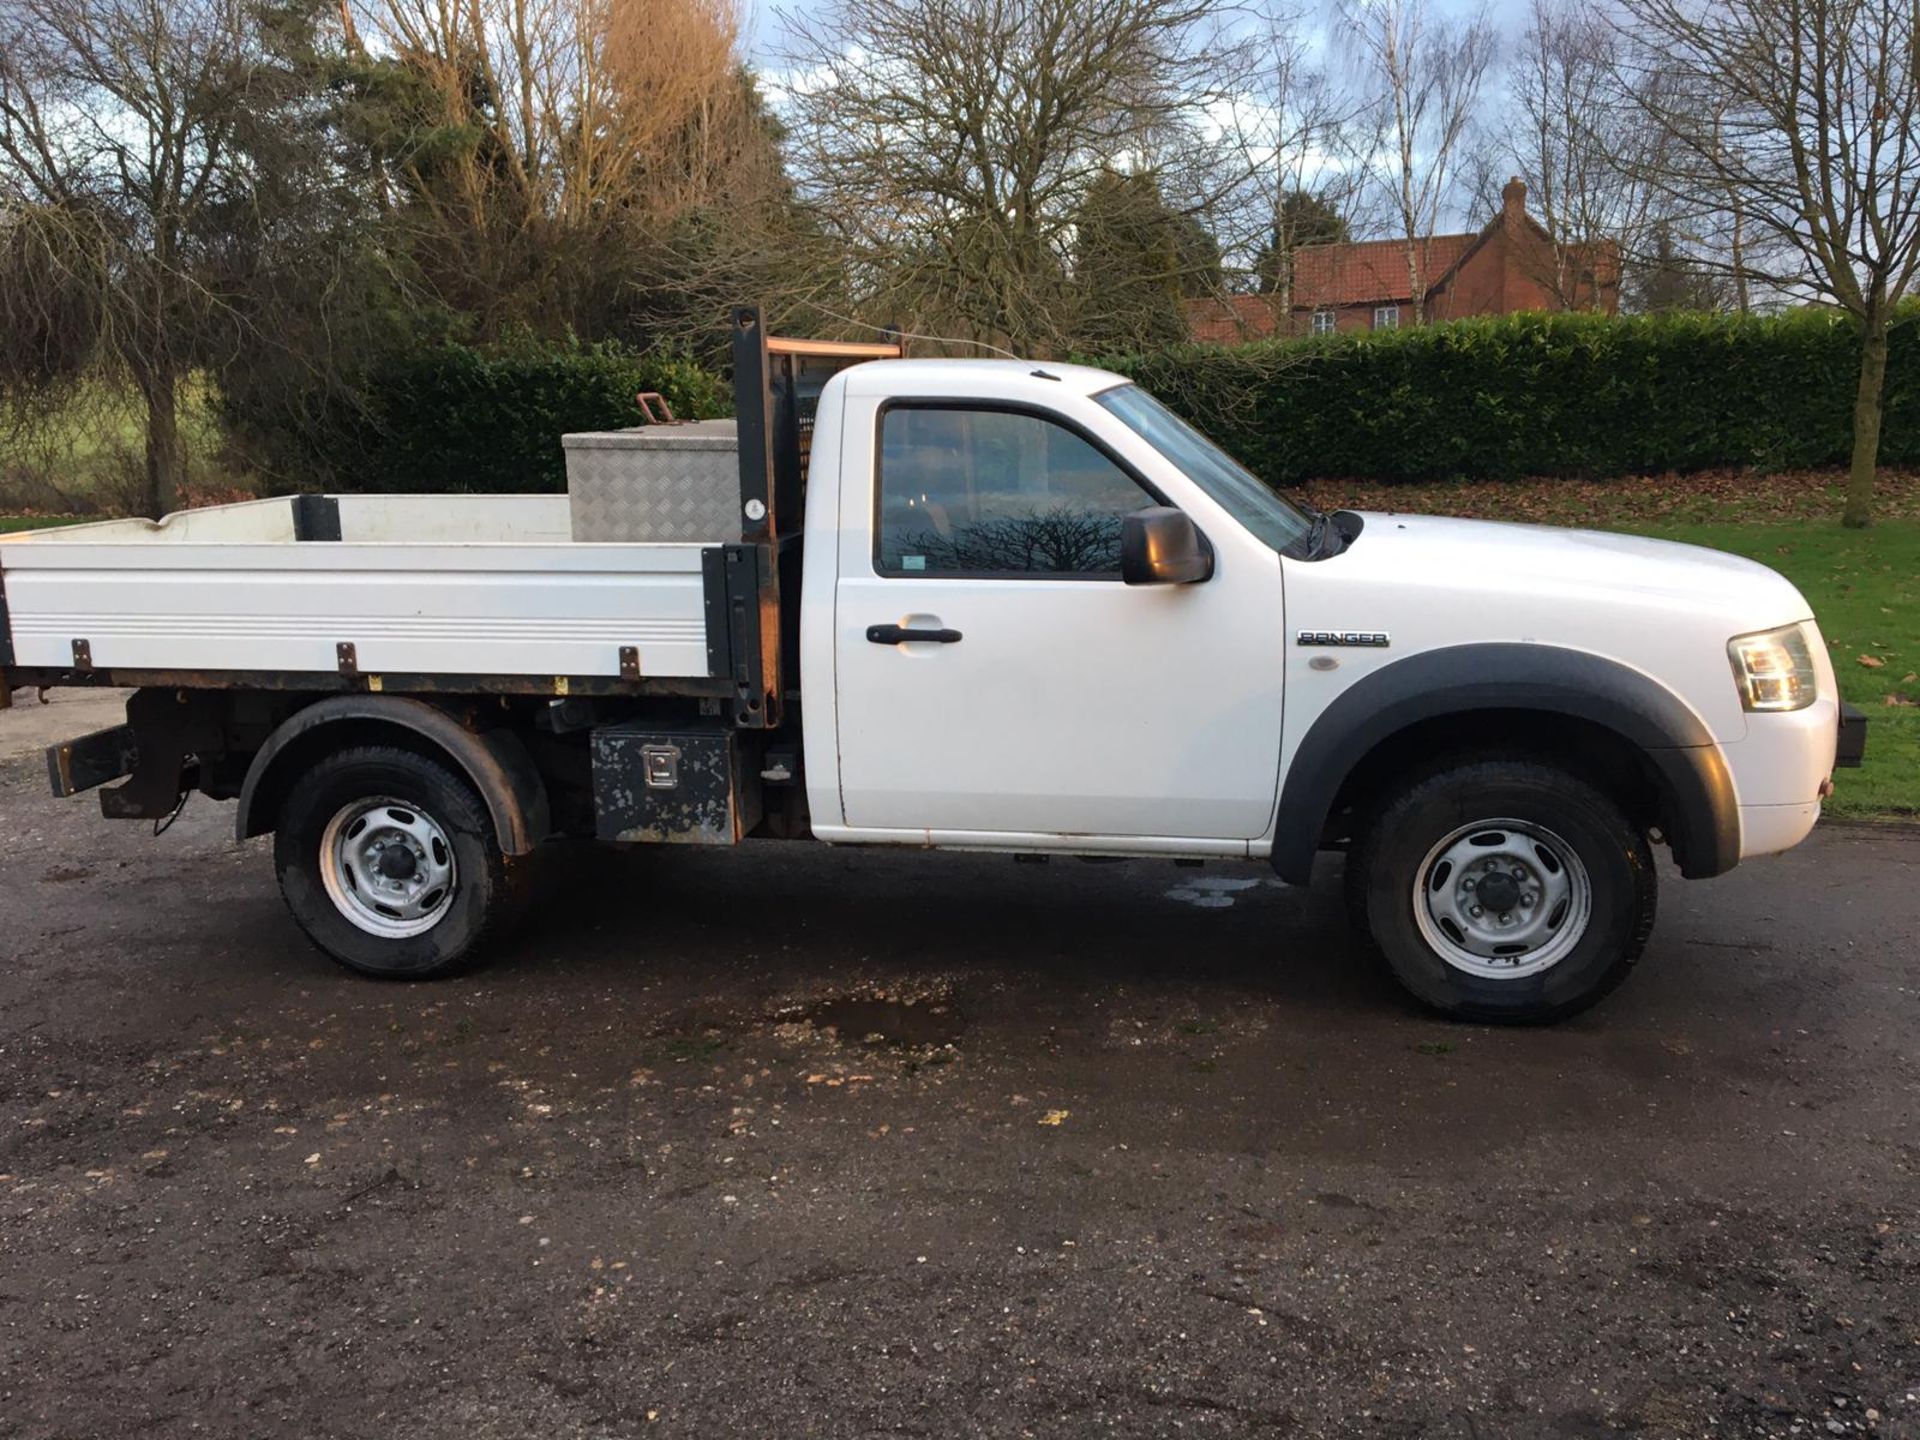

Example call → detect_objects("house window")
1373 305 1400 330
1310 310 1336 336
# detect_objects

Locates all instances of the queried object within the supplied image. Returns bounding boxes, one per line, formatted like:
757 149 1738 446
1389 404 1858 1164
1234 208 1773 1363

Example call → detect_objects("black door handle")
867 624 963 645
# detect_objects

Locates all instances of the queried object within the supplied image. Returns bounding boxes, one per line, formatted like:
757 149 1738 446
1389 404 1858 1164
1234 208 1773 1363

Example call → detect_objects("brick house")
1187 178 1620 344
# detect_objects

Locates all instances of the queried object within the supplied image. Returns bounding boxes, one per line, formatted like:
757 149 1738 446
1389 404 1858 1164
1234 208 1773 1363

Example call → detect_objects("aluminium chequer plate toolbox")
563 418 742 544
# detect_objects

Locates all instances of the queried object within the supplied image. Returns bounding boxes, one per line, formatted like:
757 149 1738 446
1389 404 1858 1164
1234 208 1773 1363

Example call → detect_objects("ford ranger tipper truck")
0 308 1868 1023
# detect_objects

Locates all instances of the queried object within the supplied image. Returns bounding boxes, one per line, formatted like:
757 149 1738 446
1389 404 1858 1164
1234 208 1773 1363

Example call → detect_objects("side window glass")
876 407 1156 576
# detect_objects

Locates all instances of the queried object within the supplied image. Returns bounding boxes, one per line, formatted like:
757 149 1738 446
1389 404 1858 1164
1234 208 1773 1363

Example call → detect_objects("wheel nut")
1469 905 1483 917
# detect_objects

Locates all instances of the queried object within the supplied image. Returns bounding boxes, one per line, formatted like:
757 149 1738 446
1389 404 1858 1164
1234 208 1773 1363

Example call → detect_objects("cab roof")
839 357 1129 400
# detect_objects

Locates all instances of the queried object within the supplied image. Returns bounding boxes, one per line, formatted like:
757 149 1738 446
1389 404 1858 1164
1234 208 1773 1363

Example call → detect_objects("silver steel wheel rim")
319 797 457 939
1412 818 1592 980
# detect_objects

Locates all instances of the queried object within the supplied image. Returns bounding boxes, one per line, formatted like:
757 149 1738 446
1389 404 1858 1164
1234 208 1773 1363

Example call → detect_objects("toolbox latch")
641 744 680 790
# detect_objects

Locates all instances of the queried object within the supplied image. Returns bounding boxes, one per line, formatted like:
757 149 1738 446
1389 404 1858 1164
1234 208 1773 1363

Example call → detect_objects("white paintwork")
805 358 1839 867
1737 801 1823 857
0 495 711 680
7 496 300 545
335 495 572 543
1273 511 1836 859
820 364 1287 844
1 360 1844 875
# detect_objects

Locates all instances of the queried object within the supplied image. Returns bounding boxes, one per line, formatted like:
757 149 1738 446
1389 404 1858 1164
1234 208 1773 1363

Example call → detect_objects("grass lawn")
0 515 96 534
1633 519 1917 820
1300 471 1917 821
1 375 229 515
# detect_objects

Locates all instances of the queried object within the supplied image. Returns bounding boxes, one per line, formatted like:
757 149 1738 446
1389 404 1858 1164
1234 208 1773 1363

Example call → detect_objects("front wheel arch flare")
235 696 550 856
1269 643 1737 885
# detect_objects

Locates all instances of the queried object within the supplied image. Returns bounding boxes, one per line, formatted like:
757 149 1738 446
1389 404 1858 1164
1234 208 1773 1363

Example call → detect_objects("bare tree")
0 0 258 516
1613 0 1920 525
1215 5 1373 324
1340 0 1497 321
1496 0 1667 307
776 0 1254 356
358 0 759 336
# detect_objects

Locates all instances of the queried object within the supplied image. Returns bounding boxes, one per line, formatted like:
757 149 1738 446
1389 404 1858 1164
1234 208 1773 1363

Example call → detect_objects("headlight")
1728 623 1817 712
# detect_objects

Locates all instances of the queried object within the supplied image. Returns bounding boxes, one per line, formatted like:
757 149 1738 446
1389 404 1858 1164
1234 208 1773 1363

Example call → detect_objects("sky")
739 0 1533 71
739 0 1531 240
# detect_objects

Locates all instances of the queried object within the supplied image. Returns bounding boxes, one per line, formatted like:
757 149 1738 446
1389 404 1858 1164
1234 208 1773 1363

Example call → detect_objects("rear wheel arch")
1270 643 1737 884
235 696 550 857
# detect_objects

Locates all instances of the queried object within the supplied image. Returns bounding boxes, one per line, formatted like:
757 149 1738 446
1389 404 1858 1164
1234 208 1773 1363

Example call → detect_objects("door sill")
812 823 1253 860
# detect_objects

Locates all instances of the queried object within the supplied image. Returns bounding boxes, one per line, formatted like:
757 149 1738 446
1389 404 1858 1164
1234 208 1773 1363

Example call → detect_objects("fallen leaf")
1902 672 1917 683
1038 1109 1070 1126
1857 654 1885 668
1885 693 1915 708
304 1152 321 1166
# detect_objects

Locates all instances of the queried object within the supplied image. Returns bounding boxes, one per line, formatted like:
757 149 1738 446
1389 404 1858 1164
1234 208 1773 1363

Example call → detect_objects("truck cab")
807 358 1294 850
0 310 1867 1023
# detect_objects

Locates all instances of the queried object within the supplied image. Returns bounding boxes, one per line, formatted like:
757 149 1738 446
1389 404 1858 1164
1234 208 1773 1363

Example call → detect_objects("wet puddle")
808 997 965 1047
1164 875 1267 909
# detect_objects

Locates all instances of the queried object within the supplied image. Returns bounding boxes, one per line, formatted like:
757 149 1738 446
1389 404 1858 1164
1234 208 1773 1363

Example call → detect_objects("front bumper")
1723 697 1866 862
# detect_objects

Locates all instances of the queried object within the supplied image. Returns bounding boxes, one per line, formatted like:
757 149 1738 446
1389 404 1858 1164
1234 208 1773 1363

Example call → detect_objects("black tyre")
1346 757 1657 1024
274 745 523 979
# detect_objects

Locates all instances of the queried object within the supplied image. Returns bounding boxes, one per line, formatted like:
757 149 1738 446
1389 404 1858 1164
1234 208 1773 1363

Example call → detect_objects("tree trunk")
139 368 185 520
1842 315 1889 529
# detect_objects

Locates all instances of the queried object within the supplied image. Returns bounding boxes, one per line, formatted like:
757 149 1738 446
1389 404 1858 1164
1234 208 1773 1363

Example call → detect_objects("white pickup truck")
0 309 1866 1022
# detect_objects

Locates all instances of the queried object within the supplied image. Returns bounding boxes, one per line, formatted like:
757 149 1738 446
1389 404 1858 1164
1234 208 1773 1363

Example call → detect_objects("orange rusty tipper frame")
722 307 901 732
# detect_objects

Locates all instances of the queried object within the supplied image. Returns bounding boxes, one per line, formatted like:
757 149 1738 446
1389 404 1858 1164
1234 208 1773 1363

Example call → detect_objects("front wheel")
274 745 524 979
1347 758 1657 1024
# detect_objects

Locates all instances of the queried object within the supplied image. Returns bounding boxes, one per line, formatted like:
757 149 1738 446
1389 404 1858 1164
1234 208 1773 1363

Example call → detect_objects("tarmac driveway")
0 695 1916 1439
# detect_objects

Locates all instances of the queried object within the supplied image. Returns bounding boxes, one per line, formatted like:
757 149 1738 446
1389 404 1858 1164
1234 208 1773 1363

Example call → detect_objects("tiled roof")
1184 233 1480 343
1292 233 1477 307
1187 295 1283 344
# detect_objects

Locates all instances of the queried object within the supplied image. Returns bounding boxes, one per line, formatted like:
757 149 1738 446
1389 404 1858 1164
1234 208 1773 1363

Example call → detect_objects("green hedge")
1101 307 1919 486
247 309 1915 495
266 338 729 494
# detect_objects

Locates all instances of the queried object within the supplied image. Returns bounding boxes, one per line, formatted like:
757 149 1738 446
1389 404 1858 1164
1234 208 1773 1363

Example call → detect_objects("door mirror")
1120 507 1212 585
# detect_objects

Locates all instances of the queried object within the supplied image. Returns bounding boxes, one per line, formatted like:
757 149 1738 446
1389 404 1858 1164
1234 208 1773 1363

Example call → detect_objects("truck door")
829 397 1287 845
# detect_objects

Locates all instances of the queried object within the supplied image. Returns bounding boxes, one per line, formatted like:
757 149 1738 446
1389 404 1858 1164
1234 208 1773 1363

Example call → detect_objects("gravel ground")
0 731 1917 1439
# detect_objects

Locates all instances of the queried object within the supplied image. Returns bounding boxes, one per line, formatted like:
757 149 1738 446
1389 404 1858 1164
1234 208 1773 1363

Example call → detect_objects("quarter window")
876 407 1157 577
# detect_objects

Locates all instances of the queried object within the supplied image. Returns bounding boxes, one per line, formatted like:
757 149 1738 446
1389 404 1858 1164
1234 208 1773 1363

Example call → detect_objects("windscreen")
1096 385 1311 554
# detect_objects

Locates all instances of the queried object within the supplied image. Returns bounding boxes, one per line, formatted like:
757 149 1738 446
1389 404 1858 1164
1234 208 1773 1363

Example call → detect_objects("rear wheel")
274 745 522 979
1347 758 1656 1023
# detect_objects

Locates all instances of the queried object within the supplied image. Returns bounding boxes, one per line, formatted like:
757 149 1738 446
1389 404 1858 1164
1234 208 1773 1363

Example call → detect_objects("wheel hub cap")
376 845 420 881
319 798 457 939
1475 870 1522 912
1412 819 1593 980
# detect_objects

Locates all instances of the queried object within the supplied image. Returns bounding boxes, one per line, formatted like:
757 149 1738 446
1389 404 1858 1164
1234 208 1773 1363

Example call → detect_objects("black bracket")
292 494 342 542
0 557 14 670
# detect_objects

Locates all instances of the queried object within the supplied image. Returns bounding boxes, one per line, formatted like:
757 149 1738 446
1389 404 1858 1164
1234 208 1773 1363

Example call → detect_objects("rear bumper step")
47 724 139 798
